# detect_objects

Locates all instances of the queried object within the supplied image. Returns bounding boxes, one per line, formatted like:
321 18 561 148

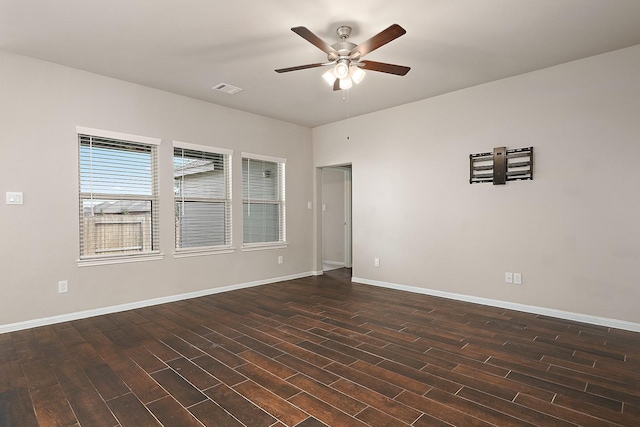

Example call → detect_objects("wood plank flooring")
1 268 640 426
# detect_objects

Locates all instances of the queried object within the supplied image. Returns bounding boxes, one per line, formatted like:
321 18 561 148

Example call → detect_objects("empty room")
1 1 640 426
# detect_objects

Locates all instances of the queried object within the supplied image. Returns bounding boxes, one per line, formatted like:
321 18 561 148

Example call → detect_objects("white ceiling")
2 0 640 128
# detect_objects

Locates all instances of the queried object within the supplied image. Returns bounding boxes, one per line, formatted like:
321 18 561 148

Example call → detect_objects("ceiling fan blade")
275 63 327 73
350 24 406 59
360 60 411 76
291 27 339 58
333 79 340 91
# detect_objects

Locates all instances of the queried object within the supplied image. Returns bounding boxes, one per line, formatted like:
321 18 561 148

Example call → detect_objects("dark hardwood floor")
1 268 640 426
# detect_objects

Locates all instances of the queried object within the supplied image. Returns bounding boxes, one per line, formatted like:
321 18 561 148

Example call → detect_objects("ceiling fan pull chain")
344 89 350 140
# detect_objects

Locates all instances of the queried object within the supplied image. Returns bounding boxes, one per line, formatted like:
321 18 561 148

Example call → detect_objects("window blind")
242 156 286 245
174 146 231 249
78 133 159 258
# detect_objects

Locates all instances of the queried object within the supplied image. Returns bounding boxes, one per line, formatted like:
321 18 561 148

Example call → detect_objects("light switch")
6 192 23 205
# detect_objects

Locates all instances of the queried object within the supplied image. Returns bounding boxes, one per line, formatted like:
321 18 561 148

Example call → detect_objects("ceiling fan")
275 24 410 90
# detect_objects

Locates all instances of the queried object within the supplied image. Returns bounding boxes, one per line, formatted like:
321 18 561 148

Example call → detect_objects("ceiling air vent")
212 83 243 95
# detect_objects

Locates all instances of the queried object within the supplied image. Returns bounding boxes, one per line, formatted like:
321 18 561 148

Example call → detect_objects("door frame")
318 164 352 271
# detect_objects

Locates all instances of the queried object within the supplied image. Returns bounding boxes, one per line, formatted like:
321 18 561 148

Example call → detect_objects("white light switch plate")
6 192 23 205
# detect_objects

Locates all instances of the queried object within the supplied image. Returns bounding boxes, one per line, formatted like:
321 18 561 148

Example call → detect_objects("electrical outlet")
505 272 513 284
278 256 283 264
514 273 522 285
58 280 68 293
374 258 380 267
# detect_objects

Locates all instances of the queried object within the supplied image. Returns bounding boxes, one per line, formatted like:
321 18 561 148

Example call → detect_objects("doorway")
321 165 352 272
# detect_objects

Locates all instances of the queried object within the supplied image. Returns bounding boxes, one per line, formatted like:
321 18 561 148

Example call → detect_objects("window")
174 142 232 251
242 153 286 246
78 127 160 261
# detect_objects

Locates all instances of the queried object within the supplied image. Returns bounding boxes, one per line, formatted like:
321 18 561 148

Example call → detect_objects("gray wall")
0 51 313 326
3 43 640 329
313 45 640 324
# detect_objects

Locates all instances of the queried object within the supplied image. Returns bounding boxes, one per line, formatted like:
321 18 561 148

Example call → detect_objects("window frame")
173 141 234 257
76 126 162 266
241 152 287 250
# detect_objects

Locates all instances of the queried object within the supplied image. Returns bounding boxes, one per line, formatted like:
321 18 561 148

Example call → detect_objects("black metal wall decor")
469 146 533 185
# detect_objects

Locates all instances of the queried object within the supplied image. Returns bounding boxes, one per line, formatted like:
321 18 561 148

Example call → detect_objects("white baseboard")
7 272 637 335
0 271 315 334
352 277 640 333
323 261 345 271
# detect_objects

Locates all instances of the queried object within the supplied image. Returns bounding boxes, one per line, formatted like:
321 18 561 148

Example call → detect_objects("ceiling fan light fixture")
350 66 366 84
322 69 336 86
334 60 350 79
339 76 353 90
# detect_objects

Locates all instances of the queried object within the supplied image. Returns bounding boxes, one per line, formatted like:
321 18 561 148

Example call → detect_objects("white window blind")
78 133 159 259
242 155 286 245
174 145 232 250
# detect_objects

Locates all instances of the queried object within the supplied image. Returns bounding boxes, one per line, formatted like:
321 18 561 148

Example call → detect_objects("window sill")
174 246 236 259
241 242 288 252
77 252 164 267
